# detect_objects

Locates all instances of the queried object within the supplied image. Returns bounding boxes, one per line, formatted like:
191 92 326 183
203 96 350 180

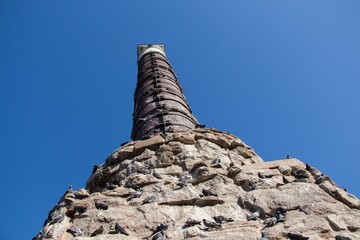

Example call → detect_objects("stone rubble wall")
34 129 360 240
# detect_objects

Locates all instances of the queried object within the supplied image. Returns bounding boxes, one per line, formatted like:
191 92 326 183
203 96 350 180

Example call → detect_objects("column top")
137 44 166 61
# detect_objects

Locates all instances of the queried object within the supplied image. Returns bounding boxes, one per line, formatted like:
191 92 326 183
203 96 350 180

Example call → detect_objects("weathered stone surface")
319 181 360 209
134 135 165 152
165 132 196 145
278 164 292 176
133 148 155 162
326 214 347 231
38 130 360 240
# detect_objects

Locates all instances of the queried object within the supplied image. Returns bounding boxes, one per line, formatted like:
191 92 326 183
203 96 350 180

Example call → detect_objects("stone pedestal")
34 129 360 240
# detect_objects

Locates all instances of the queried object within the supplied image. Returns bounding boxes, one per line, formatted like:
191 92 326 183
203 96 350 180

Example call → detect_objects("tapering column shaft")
131 44 198 140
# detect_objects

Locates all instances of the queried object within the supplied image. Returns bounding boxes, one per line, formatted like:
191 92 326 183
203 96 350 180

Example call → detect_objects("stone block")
165 132 196 144
134 135 165 152
319 181 360 209
326 214 347 231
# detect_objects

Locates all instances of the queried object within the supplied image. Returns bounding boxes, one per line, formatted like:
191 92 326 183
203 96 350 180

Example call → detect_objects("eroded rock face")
34 129 360 240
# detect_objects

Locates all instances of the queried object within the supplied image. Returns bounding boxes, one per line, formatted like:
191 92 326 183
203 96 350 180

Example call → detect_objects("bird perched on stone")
64 185 74 195
43 225 55 237
126 165 137 176
213 215 234 224
57 201 67 209
202 189 218 197
287 232 309 240
152 170 163 179
263 217 277 227
153 222 169 235
151 230 165 240
305 163 312 171
249 182 258 191
73 205 87 215
293 169 309 179
258 172 266 179
48 210 65 225
95 201 109 210
177 176 188 189
274 212 286 222
92 164 100 173
268 205 287 222
142 195 155 205
137 166 151 175
202 219 221 228
127 189 143 201
335 236 352 240
66 227 84 237
90 225 103 237
115 223 129 235
277 205 289 214
259 232 269 240
315 174 325 184
184 219 201 227
125 179 141 191
211 158 221 165
104 182 118 190
247 210 260 221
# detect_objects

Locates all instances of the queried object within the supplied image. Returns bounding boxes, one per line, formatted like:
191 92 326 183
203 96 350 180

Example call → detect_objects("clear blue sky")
1 1 359 239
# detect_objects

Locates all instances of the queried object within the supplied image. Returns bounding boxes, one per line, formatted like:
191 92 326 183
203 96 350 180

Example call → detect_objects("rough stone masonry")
33 45 360 240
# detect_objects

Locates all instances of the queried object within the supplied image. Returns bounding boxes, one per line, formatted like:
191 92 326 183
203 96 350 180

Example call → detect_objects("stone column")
132 44 199 140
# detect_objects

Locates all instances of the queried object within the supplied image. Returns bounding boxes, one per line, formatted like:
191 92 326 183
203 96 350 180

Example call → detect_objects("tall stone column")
132 44 198 140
